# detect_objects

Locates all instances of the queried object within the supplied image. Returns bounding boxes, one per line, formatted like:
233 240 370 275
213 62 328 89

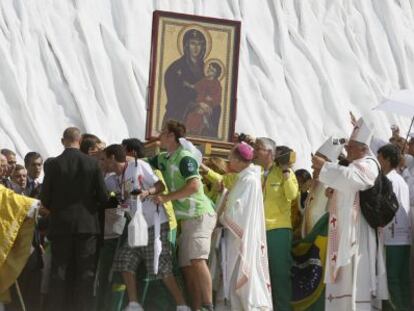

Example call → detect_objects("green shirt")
148 146 214 220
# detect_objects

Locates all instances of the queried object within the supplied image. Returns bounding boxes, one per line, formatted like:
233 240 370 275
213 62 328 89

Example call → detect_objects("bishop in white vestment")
312 118 388 311
216 143 273 311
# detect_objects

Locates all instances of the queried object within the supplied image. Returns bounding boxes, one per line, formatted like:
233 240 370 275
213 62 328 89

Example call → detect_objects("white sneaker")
124 302 144 311
176 306 191 311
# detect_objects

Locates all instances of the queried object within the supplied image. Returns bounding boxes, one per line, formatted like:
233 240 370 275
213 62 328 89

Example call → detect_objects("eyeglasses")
255 147 269 152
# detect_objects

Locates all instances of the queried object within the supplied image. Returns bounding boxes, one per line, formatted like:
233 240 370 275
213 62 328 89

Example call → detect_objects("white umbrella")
375 89 414 116
374 89 414 145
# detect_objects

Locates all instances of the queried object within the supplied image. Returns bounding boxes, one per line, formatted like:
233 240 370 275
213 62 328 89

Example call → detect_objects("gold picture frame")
146 11 241 147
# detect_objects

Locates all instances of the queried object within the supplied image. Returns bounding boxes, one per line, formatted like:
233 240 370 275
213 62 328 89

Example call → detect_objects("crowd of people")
0 115 413 311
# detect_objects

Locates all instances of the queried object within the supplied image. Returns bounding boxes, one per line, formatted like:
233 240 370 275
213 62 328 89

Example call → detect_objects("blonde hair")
205 156 228 175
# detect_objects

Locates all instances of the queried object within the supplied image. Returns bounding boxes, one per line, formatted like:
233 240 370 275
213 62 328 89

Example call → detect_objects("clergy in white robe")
302 137 345 237
312 118 388 311
216 142 272 311
292 137 344 310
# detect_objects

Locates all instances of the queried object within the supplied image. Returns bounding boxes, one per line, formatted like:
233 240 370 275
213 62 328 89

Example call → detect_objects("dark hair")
122 138 144 158
24 152 42 167
209 62 222 79
378 144 401 169
295 169 311 183
276 145 292 155
165 120 186 143
104 144 126 163
183 29 206 60
1 148 16 157
81 133 101 144
80 138 98 154
63 127 81 143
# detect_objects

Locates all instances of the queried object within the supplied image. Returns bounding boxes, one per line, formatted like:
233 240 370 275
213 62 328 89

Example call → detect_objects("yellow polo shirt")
263 165 299 230
203 168 238 203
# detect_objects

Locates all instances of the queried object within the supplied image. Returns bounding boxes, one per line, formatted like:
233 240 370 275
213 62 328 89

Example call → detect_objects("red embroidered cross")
330 217 337 227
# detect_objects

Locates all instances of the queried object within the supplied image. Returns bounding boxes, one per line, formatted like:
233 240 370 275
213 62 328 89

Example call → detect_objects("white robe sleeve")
319 158 378 192
26 200 41 218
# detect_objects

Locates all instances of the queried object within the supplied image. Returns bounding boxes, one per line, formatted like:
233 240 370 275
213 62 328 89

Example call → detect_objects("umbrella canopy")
374 89 414 117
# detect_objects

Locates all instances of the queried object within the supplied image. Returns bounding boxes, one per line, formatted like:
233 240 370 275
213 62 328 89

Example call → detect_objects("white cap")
316 136 346 162
349 117 373 145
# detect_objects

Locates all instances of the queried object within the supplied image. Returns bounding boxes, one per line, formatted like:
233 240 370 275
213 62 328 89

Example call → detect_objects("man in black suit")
40 127 108 311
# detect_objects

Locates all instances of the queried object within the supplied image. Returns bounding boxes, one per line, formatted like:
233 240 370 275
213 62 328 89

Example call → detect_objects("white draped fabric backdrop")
1 0 414 169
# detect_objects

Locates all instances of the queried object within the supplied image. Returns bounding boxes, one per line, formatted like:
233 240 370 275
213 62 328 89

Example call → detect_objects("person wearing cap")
215 142 272 310
312 118 388 310
253 137 299 311
148 120 216 311
377 144 411 311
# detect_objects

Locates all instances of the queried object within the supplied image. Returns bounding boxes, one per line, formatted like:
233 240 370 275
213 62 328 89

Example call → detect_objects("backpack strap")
361 157 381 264
365 157 381 174
364 157 383 190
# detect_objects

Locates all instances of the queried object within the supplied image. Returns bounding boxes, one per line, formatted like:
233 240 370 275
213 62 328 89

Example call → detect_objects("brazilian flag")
291 213 329 311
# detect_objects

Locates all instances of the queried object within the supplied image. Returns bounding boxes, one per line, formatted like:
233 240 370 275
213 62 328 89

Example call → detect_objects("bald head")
62 127 81 148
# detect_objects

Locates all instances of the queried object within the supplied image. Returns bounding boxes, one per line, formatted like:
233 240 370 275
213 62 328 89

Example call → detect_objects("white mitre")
349 117 373 145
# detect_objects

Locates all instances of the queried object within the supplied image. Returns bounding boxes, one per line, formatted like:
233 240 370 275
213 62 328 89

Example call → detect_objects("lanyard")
118 162 129 202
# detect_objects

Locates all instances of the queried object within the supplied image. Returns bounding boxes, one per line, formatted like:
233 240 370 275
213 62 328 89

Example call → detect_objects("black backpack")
359 158 399 229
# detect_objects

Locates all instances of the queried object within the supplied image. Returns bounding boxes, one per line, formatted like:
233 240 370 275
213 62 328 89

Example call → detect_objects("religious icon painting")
146 10 241 145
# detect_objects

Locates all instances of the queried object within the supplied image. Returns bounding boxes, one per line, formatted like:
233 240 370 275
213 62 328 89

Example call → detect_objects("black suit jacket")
40 148 108 235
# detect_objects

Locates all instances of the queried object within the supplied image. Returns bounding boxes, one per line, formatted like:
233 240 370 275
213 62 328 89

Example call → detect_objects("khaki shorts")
178 212 217 267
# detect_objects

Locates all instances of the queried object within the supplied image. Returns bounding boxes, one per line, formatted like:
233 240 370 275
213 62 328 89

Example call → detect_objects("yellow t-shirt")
203 169 238 203
153 170 177 231
262 165 299 230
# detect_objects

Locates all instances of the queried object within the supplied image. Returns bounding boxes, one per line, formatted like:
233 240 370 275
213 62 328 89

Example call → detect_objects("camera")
332 138 347 145
236 132 255 145
130 189 142 196
237 133 247 143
